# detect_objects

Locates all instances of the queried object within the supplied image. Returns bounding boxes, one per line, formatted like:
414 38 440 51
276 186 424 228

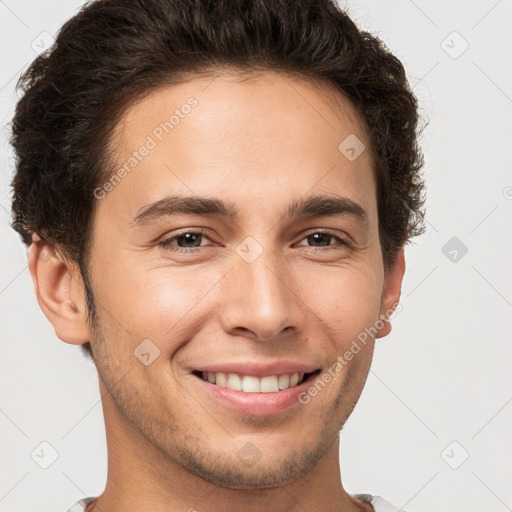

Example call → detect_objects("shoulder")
64 496 97 512
354 493 412 512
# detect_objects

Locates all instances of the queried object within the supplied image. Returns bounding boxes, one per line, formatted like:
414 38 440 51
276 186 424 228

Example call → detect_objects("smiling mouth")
191 369 322 393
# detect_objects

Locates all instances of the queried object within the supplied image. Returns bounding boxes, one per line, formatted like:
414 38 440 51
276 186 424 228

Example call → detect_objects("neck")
89 381 369 512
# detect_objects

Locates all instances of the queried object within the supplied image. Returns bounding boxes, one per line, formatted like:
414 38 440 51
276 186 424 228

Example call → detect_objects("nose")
218 247 304 342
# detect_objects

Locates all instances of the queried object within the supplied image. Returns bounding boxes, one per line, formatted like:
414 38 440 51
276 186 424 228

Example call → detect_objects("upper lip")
191 360 321 378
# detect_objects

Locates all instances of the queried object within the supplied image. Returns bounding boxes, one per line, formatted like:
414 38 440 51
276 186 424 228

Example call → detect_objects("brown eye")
158 229 212 253
296 231 351 250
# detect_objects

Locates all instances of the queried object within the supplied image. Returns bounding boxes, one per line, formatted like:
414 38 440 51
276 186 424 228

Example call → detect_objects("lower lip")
191 372 320 416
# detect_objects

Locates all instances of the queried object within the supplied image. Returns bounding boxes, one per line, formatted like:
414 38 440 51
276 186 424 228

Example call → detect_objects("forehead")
101 70 377 227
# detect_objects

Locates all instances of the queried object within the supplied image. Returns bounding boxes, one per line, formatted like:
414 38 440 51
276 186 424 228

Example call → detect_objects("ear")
375 248 406 339
27 233 91 345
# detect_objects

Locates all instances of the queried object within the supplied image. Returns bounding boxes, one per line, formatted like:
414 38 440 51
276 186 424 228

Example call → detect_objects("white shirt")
65 494 410 511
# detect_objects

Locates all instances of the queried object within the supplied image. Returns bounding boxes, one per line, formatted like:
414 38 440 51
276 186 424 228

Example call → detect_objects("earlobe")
375 248 406 339
27 233 90 345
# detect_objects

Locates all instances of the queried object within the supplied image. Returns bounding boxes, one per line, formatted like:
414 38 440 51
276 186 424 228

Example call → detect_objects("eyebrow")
132 194 369 230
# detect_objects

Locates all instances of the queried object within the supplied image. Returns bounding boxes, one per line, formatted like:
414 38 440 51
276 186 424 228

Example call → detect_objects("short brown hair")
9 0 427 360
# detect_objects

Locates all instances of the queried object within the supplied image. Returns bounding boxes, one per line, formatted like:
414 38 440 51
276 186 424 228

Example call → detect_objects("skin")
28 70 405 512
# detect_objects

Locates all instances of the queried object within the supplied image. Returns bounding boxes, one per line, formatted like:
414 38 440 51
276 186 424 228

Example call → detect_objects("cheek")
95 260 218 345
92 240 383 356
308 268 382 337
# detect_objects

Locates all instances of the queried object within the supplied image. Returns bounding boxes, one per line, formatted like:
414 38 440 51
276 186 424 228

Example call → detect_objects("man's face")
81 71 402 488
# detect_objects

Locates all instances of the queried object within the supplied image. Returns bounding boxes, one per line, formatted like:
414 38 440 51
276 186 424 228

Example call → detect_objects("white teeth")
278 374 290 389
216 372 227 387
199 371 306 393
260 375 279 393
242 375 260 393
226 373 242 390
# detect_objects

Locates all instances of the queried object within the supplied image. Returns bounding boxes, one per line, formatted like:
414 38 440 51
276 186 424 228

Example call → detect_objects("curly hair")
9 0 427 360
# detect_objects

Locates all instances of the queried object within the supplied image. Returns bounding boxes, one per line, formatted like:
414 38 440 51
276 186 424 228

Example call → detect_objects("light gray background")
1 1 511 511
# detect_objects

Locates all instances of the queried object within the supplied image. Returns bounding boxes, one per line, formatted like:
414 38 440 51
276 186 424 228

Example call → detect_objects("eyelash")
157 228 351 254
